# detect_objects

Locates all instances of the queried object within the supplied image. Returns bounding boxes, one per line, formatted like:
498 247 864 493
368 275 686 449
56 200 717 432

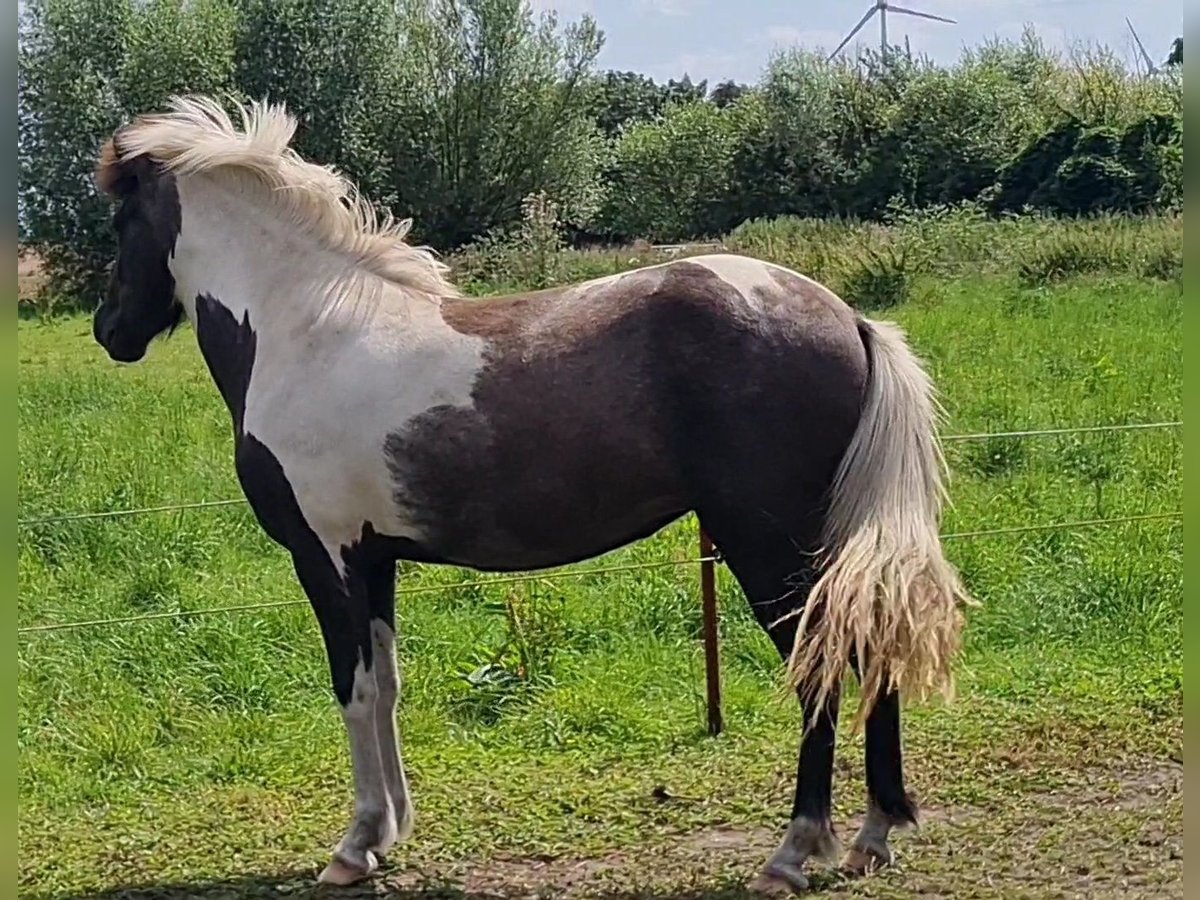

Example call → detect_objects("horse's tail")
781 316 974 731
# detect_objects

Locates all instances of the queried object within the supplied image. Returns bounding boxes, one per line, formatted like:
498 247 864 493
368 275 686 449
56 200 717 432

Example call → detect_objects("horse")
91 95 972 893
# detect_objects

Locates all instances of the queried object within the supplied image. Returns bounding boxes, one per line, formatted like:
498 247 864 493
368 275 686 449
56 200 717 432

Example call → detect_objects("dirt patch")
19 758 1182 900
18 248 48 300
366 760 1181 899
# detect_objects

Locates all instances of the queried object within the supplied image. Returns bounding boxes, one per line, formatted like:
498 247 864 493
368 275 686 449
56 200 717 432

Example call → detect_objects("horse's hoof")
317 849 378 885
841 842 893 876
750 863 810 895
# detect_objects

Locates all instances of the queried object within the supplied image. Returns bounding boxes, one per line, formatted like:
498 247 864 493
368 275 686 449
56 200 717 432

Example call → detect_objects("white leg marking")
843 804 897 874
371 619 413 846
751 816 839 894
318 657 393 885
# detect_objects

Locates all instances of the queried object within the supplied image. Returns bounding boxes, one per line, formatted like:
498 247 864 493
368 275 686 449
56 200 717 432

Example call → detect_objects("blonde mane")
98 94 459 301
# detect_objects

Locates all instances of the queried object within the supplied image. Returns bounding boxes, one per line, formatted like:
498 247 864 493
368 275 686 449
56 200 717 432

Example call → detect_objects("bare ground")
18 248 47 299
44 759 1181 900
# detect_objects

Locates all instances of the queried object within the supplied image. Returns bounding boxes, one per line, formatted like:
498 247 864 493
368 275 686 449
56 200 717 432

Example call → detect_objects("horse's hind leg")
703 521 840 894
842 682 918 874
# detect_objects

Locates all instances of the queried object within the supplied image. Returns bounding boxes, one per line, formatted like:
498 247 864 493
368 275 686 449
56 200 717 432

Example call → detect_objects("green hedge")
18 1 1183 306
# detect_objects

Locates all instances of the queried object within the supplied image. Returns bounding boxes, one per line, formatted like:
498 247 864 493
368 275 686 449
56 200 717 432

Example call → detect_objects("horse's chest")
237 359 484 549
239 402 406 538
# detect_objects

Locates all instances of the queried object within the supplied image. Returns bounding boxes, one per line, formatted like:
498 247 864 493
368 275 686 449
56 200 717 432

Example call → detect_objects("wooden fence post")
699 527 722 736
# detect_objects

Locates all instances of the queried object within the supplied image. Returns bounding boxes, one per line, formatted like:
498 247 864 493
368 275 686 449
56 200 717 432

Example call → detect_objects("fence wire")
18 556 722 635
14 420 1184 528
18 498 245 527
17 511 1181 636
939 420 1182 442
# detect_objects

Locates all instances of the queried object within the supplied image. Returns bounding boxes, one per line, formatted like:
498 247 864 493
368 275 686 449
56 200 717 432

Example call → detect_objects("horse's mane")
97 94 458 300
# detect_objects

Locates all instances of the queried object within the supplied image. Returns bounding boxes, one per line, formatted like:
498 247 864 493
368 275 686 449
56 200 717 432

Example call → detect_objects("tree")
586 70 669 137
232 0 405 208
600 100 742 241
1166 37 1182 67
709 80 748 108
18 0 239 303
886 58 1042 209
663 74 707 105
388 0 609 248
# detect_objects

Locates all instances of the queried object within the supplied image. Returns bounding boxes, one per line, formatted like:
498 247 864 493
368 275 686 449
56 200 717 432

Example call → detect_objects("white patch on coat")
344 657 394 837
168 175 485 576
684 253 827 312
316 655 395 882
566 252 836 319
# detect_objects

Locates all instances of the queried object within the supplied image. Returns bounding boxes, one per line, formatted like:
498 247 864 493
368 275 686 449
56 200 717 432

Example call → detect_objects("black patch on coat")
383 261 867 571
194 293 256 433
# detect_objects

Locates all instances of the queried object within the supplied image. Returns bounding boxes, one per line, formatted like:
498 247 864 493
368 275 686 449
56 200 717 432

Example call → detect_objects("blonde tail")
782 317 975 731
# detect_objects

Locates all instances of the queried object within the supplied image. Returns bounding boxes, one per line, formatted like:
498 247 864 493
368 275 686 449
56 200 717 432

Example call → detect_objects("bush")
17 0 607 306
454 190 568 293
599 99 743 242
725 207 1180 292
17 9 1185 300
836 241 914 311
1013 215 1182 285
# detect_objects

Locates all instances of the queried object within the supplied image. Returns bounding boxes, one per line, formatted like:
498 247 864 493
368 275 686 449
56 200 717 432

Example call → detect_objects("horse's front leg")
290 552 398 886
365 560 415 847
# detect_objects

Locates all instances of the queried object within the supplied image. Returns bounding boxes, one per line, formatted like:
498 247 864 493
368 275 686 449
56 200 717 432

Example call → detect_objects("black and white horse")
92 96 971 892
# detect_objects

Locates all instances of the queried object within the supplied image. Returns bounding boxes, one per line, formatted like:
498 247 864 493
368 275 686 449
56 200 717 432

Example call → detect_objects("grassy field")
17 240 1182 898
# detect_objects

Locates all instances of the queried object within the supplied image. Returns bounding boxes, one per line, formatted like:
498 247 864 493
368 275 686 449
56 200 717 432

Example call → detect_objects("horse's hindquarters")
657 264 869 531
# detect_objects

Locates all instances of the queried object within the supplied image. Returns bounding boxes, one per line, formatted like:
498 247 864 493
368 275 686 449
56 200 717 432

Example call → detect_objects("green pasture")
17 236 1181 897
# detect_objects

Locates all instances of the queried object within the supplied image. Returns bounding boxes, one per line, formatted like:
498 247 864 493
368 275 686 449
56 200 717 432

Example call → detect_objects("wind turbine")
827 0 956 63
1125 16 1159 75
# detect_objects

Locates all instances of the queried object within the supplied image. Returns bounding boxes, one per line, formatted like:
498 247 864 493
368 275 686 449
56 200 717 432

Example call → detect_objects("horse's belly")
423 492 690 572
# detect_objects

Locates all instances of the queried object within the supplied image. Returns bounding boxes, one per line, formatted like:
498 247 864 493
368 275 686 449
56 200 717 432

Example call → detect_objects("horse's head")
92 133 185 363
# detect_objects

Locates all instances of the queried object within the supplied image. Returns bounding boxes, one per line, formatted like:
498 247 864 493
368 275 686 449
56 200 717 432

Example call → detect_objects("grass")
17 235 1182 899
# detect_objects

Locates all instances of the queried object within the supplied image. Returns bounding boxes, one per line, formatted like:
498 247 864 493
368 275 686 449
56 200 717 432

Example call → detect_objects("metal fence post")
699 527 722 736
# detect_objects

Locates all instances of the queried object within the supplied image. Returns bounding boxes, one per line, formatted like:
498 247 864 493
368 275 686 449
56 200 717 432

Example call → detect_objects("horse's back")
659 253 856 322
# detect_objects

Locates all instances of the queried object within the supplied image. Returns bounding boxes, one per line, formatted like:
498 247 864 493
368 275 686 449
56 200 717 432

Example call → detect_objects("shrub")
834 238 916 311
1014 215 1182 285
17 11 1186 297
454 190 569 293
600 99 742 242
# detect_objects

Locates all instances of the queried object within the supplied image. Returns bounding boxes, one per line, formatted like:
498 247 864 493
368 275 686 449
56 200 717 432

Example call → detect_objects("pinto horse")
91 96 971 892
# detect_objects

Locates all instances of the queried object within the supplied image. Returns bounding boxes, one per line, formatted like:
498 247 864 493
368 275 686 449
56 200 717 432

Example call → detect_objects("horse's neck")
169 179 480 434
171 175 378 341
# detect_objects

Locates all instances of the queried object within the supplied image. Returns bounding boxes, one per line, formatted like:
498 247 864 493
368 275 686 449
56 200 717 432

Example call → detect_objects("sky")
531 0 1183 84
14 0 1182 85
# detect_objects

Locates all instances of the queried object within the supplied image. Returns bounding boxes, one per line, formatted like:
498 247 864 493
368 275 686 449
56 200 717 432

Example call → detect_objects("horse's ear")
96 137 136 197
